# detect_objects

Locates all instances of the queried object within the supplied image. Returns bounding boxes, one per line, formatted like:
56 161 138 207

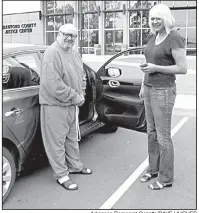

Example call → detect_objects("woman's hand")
140 63 157 74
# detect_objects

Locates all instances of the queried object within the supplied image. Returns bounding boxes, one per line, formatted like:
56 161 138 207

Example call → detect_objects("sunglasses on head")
60 31 77 39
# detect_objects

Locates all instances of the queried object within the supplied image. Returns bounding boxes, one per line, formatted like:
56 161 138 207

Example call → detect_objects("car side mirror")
106 67 121 77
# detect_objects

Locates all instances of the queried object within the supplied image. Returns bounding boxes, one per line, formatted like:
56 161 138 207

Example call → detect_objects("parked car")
2 43 146 203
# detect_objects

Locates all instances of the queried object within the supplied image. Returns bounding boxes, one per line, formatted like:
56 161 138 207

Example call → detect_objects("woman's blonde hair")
149 3 175 35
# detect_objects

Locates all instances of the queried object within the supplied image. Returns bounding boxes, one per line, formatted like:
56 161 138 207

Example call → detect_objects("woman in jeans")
139 3 187 190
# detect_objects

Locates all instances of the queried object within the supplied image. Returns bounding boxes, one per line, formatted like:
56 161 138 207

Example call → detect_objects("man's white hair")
149 3 175 35
59 23 77 36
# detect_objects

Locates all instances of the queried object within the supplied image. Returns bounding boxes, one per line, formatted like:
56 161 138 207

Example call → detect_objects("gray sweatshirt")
39 41 86 106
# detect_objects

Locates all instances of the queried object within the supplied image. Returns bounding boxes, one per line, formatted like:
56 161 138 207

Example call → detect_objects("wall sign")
3 23 36 34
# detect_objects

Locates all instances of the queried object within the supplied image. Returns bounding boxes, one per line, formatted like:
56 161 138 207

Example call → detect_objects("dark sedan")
2 43 146 203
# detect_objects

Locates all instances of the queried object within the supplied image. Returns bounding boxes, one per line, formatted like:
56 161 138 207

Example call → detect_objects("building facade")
3 11 44 45
3 1 196 55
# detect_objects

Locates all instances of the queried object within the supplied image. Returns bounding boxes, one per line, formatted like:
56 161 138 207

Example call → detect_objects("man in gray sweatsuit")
39 24 92 190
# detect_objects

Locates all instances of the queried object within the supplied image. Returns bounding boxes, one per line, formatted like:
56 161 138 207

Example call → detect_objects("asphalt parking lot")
3 115 196 209
3 56 196 210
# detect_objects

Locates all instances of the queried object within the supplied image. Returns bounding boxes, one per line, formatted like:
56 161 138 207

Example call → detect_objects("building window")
115 31 123 50
129 1 142 9
186 49 196 56
104 0 124 55
142 10 149 28
129 1 159 9
45 1 75 45
46 1 55 14
105 13 114 28
188 9 196 27
46 32 54 45
187 1 196 6
82 13 99 29
104 12 124 54
43 1 196 56
171 7 196 56
162 1 174 7
105 30 123 53
55 16 64 30
78 1 100 54
81 30 99 54
129 11 141 28
105 1 124 10
46 16 54 31
128 1 159 51
105 31 113 53
172 10 187 28
82 1 100 12
187 28 196 49
103 1 124 54
129 29 141 47
45 1 75 14
173 1 187 7
105 12 124 29
187 26 196 56
55 1 75 13
142 29 151 45
55 1 65 13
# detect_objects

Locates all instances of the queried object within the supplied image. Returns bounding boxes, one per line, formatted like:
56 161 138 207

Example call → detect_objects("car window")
98 47 145 80
3 57 24 68
13 53 40 75
3 53 40 90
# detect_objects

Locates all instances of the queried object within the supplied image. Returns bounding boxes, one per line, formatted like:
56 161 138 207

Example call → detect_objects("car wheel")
100 124 118 133
3 147 16 203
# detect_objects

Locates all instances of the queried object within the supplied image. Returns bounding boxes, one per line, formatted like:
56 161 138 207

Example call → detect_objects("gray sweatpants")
40 105 83 180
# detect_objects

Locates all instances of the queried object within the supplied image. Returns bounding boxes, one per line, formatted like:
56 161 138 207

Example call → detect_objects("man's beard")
63 41 73 52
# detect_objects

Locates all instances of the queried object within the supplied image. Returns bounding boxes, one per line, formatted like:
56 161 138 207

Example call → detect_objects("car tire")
100 124 118 133
3 147 16 203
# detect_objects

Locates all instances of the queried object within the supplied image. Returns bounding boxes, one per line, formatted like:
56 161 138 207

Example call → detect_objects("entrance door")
105 30 123 55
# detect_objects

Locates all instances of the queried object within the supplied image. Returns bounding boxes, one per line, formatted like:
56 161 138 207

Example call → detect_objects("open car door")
96 47 146 132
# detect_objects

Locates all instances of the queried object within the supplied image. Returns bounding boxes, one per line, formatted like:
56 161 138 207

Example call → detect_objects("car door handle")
5 108 23 117
108 80 120 88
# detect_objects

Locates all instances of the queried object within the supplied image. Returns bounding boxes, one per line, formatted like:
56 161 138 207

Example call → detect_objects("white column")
123 1 129 49
73 1 78 51
41 1 45 45
99 1 104 55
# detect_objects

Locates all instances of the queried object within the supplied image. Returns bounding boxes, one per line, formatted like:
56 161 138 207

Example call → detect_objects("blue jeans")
143 85 176 184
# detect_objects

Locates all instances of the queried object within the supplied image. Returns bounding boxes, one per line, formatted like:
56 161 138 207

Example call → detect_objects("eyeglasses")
60 31 77 39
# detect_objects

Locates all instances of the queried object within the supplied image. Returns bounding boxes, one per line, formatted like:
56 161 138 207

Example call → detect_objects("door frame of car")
95 46 146 132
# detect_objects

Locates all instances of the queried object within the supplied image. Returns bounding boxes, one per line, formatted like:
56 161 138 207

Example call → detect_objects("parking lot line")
99 117 189 209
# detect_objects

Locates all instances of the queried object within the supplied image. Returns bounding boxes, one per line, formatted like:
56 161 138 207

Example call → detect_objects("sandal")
148 181 172 190
57 178 78 190
70 167 92 175
140 172 158 183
